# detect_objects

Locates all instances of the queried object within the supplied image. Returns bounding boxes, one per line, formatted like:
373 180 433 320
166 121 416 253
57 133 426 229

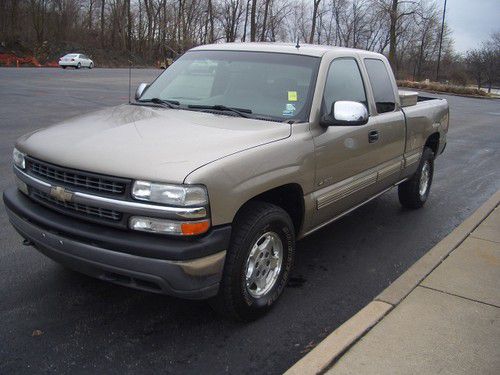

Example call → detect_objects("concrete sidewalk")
287 191 500 375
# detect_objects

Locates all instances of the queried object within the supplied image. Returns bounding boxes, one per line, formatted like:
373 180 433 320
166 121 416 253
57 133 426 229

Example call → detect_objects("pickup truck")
4 43 449 321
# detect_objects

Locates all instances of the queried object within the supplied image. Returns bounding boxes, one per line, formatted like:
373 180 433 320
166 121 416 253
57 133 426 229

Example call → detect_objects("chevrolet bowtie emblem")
50 186 74 203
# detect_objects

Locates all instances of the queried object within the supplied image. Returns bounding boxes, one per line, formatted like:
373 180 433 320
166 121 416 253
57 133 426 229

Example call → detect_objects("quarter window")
323 58 367 113
364 59 396 113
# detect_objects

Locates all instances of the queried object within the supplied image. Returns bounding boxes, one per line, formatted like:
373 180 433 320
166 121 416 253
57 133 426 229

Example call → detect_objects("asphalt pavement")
0 67 499 374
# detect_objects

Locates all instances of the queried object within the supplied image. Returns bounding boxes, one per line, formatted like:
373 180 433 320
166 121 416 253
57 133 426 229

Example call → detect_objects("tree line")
0 0 498 88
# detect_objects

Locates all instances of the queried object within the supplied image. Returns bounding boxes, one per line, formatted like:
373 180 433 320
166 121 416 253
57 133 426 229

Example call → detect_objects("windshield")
140 50 320 122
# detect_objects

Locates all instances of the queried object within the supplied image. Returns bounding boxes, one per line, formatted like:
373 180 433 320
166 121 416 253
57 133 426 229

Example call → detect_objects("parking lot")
0 68 499 374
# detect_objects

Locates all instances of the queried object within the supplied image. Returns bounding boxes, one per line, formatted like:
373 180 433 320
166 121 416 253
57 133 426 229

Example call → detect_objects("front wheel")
211 201 295 321
398 147 434 209
89 62 93 69
76 62 81 69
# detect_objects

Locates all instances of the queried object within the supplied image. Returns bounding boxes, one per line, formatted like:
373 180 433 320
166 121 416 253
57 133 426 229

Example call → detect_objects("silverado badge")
50 186 74 203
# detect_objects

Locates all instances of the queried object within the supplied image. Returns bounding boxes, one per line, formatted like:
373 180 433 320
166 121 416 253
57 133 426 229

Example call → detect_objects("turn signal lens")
181 220 211 236
129 216 210 236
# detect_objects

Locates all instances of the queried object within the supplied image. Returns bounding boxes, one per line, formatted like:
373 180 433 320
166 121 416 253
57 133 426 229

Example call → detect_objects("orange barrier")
0 53 46 67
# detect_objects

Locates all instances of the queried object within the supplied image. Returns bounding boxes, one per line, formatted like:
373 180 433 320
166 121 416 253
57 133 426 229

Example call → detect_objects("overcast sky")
445 0 500 53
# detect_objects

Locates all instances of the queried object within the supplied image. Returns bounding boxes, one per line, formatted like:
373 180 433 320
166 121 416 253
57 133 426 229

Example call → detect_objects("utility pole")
436 0 447 82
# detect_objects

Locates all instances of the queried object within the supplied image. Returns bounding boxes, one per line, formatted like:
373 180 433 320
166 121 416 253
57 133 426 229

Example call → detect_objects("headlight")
13 148 26 170
129 216 210 236
132 180 208 206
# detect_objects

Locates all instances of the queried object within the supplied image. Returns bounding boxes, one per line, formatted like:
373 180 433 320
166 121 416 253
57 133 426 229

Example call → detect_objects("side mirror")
135 83 149 100
320 101 369 127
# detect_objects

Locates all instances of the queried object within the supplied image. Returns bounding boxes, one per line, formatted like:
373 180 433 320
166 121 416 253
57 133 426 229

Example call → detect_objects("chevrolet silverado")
4 43 449 321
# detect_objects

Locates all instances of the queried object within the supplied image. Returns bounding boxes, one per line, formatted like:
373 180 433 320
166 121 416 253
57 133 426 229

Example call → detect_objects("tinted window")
323 58 366 113
364 59 396 113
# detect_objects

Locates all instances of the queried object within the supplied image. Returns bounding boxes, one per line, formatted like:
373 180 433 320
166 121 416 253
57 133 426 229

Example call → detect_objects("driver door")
311 57 390 227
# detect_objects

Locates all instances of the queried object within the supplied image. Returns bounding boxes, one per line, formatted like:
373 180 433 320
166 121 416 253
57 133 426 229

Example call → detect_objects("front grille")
26 157 128 196
31 189 122 222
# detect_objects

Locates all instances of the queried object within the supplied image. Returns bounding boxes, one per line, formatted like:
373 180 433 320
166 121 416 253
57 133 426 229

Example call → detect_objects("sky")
445 0 500 53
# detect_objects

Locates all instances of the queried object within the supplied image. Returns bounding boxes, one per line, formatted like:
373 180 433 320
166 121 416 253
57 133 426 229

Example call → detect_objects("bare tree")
310 0 321 43
0 0 486 90
375 0 417 70
249 0 257 41
465 49 484 89
260 0 271 41
482 34 500 93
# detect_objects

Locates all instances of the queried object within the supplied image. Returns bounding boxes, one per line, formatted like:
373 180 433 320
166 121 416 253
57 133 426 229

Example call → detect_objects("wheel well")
243 184 304 235
425 132 440 156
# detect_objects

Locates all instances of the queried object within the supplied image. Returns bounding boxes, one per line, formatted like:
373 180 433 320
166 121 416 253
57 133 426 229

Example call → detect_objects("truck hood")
17 104 291 183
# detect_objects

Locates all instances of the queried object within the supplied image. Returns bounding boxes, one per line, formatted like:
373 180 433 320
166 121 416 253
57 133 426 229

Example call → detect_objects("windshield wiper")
188 104 252 118
139 98 180 108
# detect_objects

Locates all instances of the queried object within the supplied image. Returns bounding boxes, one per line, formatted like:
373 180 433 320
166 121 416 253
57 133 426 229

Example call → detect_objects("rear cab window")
364 59 396 114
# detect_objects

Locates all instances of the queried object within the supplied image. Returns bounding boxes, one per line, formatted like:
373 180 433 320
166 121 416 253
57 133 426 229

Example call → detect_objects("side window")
364 59 396 113
323 58 367 113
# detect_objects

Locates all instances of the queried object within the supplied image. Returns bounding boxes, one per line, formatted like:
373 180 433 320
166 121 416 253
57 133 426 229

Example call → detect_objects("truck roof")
190 42 384 58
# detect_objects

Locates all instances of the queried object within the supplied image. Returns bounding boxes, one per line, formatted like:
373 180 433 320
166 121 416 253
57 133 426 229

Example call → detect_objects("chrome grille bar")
31 189 122 221
26 157 126 195
15 166 207 220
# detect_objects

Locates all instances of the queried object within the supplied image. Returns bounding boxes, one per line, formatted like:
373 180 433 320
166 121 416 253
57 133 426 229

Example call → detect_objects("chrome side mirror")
135 83 149 100
320 101 369 127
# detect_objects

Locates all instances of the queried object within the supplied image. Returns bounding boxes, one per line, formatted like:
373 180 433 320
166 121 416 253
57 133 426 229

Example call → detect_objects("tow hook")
22 239 33 247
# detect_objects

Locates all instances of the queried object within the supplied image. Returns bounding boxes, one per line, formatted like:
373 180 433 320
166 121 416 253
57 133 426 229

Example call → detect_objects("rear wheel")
76 62 81 69
61 66 66 69
89 62 93 69
211 201 295 321
398 147 434 209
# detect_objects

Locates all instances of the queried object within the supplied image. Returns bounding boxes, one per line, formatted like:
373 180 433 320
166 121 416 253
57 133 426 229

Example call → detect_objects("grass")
397 80 490 97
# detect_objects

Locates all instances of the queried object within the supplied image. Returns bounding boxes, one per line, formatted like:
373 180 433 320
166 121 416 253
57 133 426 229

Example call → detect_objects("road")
0 68 499 374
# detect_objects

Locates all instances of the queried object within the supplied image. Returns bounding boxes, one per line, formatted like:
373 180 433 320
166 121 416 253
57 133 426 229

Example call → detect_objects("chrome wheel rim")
419 161 430 197
244 231 283 298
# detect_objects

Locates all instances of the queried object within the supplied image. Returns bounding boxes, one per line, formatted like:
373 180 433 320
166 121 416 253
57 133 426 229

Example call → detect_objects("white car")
59 54 94 69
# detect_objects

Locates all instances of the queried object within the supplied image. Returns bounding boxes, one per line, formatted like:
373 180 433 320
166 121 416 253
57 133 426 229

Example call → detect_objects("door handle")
368 130 379 143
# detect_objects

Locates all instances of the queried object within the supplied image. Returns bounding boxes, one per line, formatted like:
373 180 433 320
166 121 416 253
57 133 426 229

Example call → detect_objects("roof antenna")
295 36 300 49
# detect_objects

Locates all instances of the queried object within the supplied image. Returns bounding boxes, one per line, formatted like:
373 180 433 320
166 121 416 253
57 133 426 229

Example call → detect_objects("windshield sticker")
283 103 296 116
288 91 298 102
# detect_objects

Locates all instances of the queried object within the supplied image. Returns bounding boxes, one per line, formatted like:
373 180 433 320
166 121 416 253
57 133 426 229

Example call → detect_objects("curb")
285 190 500 375
284 301 392 375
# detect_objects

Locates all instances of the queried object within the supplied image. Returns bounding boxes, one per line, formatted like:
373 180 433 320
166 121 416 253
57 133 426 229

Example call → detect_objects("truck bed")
401 95 449 157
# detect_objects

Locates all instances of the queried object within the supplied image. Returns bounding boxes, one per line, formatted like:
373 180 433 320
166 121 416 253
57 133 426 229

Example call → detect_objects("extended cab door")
362 58 406 189
309 54 405 229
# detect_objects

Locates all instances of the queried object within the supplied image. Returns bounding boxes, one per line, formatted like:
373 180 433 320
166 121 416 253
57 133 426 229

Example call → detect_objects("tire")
211 201 295 321
62 66 66 69
89 62 93 69
76 62 81 69
398 147 434 209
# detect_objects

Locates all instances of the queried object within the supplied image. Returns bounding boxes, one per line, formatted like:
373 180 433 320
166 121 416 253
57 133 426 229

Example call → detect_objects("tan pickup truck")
4 43 449 321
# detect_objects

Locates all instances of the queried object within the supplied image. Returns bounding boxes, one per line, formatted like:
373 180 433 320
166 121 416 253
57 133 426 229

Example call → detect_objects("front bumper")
3 188 231 299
